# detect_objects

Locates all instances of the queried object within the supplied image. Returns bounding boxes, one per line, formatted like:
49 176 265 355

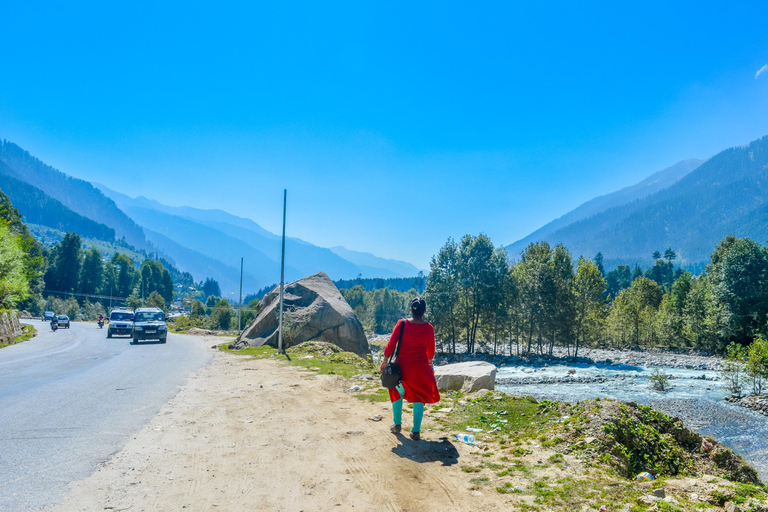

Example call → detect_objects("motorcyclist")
98 315 104 328
50 317 58 331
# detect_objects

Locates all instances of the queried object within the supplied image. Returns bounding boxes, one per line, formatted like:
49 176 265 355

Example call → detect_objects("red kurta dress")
384 319 441 404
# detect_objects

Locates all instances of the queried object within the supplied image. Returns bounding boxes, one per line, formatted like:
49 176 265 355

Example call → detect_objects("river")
496 361 768 481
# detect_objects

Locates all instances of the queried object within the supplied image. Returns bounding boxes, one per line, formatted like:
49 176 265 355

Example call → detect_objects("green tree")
544 244 575 356
605 264 631 299
722 342 748 396
202 278 221 299
45 232 83 295
656 272 694 347
457 234 498 354
746 337 768 395
79 247 104 296
594 252 605 277
608 277 662 347
518 242 554 354
424 238 461 353
0 189 45 310
63 296 80 320
0 223 29 307
146 291 166 311
137 260 174 305
573 257 606 357
110 253 138 298
209 299 233 330
126 291 142 310
190 299 206 318
708 236 768 344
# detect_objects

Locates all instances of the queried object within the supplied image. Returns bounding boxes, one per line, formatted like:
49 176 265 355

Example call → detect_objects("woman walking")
380 297 440 441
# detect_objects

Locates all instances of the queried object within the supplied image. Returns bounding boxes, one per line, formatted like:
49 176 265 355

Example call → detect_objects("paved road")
0 321 212 511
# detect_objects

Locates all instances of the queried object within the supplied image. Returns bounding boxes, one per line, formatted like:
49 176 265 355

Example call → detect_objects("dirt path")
51 344 506 512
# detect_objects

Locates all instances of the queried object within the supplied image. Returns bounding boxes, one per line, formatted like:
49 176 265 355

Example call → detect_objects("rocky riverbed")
432 345 724 371
726 394 768 416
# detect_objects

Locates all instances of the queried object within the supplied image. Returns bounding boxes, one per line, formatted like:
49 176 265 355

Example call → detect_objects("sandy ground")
50 341 507 512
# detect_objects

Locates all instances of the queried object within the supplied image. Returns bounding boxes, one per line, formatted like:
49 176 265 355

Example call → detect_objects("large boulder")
434 361 497 392
232 272 370 355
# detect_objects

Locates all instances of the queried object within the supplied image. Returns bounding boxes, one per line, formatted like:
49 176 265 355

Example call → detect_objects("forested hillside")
507 159 702 258
506 135 768 270
98 183 421 291
0 172 115 241
0 140 148 249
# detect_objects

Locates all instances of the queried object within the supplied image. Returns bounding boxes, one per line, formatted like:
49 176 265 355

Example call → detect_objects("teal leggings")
392 383 424 432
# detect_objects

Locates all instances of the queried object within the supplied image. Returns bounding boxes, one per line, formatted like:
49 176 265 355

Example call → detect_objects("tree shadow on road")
391 435 459 466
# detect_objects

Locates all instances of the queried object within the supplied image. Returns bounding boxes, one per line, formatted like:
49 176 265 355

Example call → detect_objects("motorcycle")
50 321 58 332
98 319 104 329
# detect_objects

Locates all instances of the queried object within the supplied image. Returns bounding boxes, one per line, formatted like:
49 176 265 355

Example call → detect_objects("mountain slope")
507 135 768 269
0 170 115 240
506 159 702 258
119 205 295 290
329 246 423 277
142 229 261 294
0 140 148 249
96 184 421 287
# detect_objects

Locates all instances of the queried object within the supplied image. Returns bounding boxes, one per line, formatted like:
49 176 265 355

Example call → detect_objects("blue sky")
1 1 768 268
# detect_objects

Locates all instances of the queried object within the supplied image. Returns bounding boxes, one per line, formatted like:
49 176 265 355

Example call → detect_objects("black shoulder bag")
381 318 405 389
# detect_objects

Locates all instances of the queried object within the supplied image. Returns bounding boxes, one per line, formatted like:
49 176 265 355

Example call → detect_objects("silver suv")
107 308 134 338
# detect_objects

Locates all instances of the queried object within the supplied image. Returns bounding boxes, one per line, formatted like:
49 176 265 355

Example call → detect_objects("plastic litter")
349 385 362 392
599 506 607 512
701 439 713 452
489 427 501 433
496 410 508 415
455 434 475 445
466 427 484 432
634 472 655 482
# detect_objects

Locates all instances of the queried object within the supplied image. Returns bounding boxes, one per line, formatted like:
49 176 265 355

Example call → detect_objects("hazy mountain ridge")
0 140 149 249
96 184 423 292
506 159 703 258
0 169 115 241
329 246 423 278
507 135 768 270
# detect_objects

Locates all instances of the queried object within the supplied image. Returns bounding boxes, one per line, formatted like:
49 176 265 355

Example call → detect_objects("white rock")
434 362 498 392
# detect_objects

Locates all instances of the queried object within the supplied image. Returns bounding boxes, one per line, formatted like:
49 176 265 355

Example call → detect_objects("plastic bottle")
455 434 475 445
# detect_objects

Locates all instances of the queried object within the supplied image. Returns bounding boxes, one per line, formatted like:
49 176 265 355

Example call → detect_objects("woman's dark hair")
410 297 426 317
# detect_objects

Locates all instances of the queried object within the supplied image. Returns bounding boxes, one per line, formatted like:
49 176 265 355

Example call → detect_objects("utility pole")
238 257 243 333
278 189 287 354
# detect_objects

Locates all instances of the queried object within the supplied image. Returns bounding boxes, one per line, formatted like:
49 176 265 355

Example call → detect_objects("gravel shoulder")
50 338 499 512
50 338 766 512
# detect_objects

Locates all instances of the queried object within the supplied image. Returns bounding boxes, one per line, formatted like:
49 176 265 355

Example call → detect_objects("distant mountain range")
506 135 768 272
7 133 767 290
0 140 423 295
0 141 149 249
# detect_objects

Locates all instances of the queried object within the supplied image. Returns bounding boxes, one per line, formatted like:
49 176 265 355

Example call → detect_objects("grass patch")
444 393 560 441
356 388 391 402
496 482 524 494
548 453 564 464
1 323 36 349
220 341 377 379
